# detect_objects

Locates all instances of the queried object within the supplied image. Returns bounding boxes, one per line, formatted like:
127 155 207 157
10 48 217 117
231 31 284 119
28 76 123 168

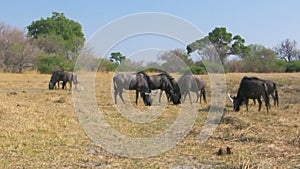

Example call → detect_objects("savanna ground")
0 71 299 168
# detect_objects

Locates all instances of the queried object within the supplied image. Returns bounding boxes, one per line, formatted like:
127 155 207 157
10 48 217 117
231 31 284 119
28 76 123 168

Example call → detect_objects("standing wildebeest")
49 70 78 90
177 74 206 104
149 73 175 103
49 70 65 90
248 77 279 107
64 72 78 90
113 71 152 106
229 76 270 112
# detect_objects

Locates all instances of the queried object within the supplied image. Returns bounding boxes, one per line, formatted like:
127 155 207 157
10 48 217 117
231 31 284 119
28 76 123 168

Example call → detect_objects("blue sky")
1 0 300 59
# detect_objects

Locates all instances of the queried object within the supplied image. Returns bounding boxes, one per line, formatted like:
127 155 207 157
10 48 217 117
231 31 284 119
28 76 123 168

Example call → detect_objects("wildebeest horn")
228 94 234 103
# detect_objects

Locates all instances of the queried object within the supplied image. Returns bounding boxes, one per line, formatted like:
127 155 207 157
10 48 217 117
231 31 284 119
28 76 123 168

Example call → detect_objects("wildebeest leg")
114 89 118 104
159 90 163 103
119 90 125 103
271 93 276 106
202 88 206 103
135 90 139 105
61 82 64 89
53 82 57 89
274 89 279 106
69 81 72 90
257 98 262 111
253 99 256 105
195 91 200 103
245 99 249 112
181 92 187 103
187 91 192 104
64 81 67 90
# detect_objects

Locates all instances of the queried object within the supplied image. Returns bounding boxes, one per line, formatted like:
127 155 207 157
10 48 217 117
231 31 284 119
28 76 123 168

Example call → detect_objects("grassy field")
0 71 299 168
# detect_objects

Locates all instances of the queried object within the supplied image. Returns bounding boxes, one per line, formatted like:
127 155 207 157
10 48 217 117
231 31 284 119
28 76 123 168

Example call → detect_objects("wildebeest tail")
113 76 118 95
274 83 279 106
263 83 270 110
202 88 207 103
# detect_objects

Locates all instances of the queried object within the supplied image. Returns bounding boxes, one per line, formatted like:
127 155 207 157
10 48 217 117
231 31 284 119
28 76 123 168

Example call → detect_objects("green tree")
158 49 194 72
244 44 277 72
37 55 74 73
27 12 85 56
110 52 126 64
187 27 250 64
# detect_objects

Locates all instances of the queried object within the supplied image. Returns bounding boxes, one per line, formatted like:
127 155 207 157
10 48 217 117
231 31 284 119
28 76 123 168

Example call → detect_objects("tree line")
0 12 299 73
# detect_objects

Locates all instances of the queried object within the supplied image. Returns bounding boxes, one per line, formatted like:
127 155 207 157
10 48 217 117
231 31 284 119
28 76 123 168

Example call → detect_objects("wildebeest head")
229 95 241 111
171 83 181 104
49 81 55 90
137 71 152 106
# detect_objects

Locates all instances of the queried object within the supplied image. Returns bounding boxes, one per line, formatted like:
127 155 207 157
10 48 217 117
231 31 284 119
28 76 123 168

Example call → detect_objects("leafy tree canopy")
187 27 251 64
110 52 126 64
27 12 85 55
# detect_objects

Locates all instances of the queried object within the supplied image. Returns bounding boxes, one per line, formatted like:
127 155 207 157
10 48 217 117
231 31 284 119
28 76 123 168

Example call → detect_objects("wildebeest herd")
49 70 278 112
112 71 207 106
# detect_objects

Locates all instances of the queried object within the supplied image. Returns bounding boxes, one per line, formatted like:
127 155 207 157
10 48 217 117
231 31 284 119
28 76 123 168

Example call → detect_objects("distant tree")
27 12 85 56
0 23 39 73
251 44 276 60
158 49 193 72
31 34 66 55
243 44 277 72
187 27 251 64
159 49 193 66
110 52 126 64
274 39 299 62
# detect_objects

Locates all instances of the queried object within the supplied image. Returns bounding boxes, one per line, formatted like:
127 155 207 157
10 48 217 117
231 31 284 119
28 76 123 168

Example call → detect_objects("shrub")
37 55 74 73
286 61 300 72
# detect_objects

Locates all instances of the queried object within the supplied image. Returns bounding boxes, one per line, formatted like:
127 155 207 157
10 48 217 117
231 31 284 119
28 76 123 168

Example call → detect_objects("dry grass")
0 71 299 168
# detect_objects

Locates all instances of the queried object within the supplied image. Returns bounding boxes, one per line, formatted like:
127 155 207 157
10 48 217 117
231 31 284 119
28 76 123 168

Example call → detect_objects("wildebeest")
148 73 175 103
49 70 78 90
229 76 270 112
248 77 279 107
113 71 152 106
177 74 206 104
170 80 181 104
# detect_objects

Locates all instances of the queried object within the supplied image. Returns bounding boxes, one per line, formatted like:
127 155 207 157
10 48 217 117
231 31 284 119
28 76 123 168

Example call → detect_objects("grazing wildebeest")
247 77 279 107
170 80 181 104
113 71 152 106
229 76 270 112
149 73 175 103
49 70 65 90
177 74 206 104
49 70 78 90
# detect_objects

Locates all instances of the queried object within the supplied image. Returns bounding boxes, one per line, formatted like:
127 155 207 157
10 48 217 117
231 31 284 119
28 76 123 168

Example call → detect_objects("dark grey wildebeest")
113 71 152 106
148 73 176 103
177 74 206 104
49 70 78 90
248 77 279 107
229 76 270 112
